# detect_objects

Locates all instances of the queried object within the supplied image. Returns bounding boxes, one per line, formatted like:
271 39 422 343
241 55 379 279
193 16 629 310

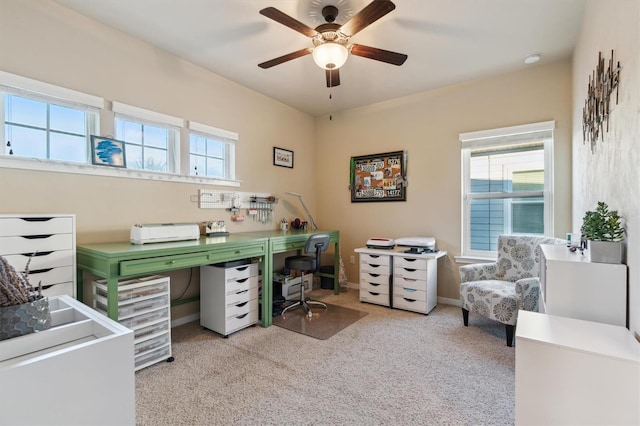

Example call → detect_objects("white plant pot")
588 240 623 264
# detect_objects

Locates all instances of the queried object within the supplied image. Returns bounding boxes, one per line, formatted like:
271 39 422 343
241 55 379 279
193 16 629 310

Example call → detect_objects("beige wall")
315 60 573 301
0 1 317 321
572 0 640 335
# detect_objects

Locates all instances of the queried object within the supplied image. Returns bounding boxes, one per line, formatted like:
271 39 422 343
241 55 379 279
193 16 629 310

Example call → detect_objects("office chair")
281 233 330 318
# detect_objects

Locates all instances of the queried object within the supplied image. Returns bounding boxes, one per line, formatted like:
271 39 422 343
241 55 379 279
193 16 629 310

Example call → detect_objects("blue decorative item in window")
90 135 126 167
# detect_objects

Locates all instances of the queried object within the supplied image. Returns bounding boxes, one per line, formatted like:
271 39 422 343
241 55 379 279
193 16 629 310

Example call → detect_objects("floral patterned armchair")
459 235 566 346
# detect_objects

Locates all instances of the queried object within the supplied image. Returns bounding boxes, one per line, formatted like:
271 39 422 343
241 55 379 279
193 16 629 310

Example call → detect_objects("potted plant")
0 256 51 340
581 201 625 263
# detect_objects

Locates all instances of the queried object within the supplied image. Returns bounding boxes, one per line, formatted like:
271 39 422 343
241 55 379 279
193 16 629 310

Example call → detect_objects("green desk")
76 230 340 328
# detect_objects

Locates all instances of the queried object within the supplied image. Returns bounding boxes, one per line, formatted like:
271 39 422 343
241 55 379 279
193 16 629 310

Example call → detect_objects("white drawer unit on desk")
93 275 173 371
200 262 259 337
393 255 438 314
0 214 76 298
358 252 392 307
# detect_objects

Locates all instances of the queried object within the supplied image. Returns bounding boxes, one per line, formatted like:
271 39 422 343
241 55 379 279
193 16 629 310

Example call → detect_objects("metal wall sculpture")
582 50 622 152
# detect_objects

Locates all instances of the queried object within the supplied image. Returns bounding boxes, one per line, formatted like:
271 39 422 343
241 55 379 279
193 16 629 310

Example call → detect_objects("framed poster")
350 150 406 202
90 135 126 167
273 147 294 168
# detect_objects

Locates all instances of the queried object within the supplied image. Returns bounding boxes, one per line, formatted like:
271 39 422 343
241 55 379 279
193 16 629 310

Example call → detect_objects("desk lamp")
285 192 318 230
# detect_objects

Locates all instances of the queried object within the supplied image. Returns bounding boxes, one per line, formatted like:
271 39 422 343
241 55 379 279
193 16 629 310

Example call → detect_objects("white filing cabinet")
355 247 445 314
515 310 640 425
358 252 392 307
93 275 172 371
200 262 259 336
0 214 76 298
540 244 627 326
0 295 135 426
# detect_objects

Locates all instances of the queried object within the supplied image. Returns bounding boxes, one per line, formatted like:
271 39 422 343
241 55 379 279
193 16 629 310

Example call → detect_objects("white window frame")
188 121 237 181
458 121 555 262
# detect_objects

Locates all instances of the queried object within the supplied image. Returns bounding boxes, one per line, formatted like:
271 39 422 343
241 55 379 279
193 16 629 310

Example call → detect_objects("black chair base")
462 308 515 347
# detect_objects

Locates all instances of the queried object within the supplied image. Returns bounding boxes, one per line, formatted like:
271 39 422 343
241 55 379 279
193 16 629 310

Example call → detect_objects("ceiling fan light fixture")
312 42 348 70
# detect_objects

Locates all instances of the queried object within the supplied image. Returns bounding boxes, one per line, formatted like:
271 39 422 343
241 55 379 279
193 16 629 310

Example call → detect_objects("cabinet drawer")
135 344 171 370
94 276 169 302
360 290 390 307
225 309 258 334
2 250 74 271
271 239 306 252
0 234 73 255
94 293 169 320
27 265 74 287
394 256 428 270
360 262 390 275
393 297 428 314
394 267 425 281
360 271 389 286
227 285 259 305
360 279 389 295
359 253 390 267
120 252 211 276
209 245 265 263
0 216 73 237
134 333 170 356
118 308 169 329
393 285 427 301
394 276 427 292
225 276 258 295
226 298 257 317
224 263 259 281
133 319 169 341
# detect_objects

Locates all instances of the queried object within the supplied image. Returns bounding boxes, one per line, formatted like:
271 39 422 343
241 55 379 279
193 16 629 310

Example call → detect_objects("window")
113 102 181 173
188 121 236 180
460 121 554 258
1 72 101 163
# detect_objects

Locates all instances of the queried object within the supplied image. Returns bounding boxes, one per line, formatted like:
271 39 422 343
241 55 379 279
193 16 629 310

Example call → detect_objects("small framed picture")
90 135 126 167
273 147 294 168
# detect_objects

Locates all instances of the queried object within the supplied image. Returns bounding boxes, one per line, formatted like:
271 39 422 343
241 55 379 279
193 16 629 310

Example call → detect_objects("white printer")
130 223 200 245
395 236 437 253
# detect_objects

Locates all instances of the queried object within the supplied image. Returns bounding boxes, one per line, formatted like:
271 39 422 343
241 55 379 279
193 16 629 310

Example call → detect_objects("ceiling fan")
258 0 407 88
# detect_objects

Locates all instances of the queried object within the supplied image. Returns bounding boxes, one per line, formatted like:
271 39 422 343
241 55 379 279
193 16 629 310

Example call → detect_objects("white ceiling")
52 0 587 116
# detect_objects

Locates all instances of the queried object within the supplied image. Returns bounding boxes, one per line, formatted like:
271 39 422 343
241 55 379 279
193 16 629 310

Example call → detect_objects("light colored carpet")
135 288 515 425
272 302 368 339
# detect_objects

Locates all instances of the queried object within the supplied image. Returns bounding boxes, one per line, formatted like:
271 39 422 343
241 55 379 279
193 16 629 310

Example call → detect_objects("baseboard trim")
171 313 199 328
437 297 461 307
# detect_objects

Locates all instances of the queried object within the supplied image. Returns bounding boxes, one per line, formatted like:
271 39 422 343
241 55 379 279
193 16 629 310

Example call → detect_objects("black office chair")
281 233 330 318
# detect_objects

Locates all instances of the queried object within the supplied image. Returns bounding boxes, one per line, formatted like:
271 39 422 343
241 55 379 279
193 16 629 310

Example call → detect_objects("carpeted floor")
135 288 515 425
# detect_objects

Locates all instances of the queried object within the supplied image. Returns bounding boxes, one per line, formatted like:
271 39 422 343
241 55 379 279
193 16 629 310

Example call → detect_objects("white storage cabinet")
200 262 259 336
393 255 438 314
358 252 392 307
516 310 640 425
93 275 172 371
0 295 135 426
540 244 627 326
0 214 76 298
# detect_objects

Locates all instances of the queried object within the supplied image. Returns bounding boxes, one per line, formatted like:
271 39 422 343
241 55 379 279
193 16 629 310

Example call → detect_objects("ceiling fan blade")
339 0 396 37
350 44 408 66
259 7 319 37
325 69 341 87
258 48 313 69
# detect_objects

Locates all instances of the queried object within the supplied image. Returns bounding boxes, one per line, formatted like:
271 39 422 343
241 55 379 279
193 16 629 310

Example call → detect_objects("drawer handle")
169 260 176 265
402 258 417 262
236 290 249 295
368 273 380 278
236 278 248 283
369 292 380 296
20 217 54 222
369 265 380 268
236 313 249 319
29 268 53 275
369 255 380 258
403 298 416 302
368 282 380 287
22 234 53 240
403 268 416 272
237 266 249 271
403 288 417 293
21 251 53 257
235 301 248 308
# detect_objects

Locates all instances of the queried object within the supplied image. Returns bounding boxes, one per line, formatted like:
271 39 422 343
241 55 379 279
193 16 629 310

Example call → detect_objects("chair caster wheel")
308 311 313 318
166 357 175 363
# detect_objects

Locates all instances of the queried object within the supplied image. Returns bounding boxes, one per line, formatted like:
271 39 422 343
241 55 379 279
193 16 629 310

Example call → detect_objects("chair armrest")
459 262 498 283
515 277 541 311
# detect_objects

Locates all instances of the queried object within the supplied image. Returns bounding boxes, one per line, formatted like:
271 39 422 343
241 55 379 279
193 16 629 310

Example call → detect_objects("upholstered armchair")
459 235 566 346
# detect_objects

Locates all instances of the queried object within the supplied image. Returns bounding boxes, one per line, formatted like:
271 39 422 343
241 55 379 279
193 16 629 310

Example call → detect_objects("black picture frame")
90 135 126 168
273 147 294 168
350 150 407 202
